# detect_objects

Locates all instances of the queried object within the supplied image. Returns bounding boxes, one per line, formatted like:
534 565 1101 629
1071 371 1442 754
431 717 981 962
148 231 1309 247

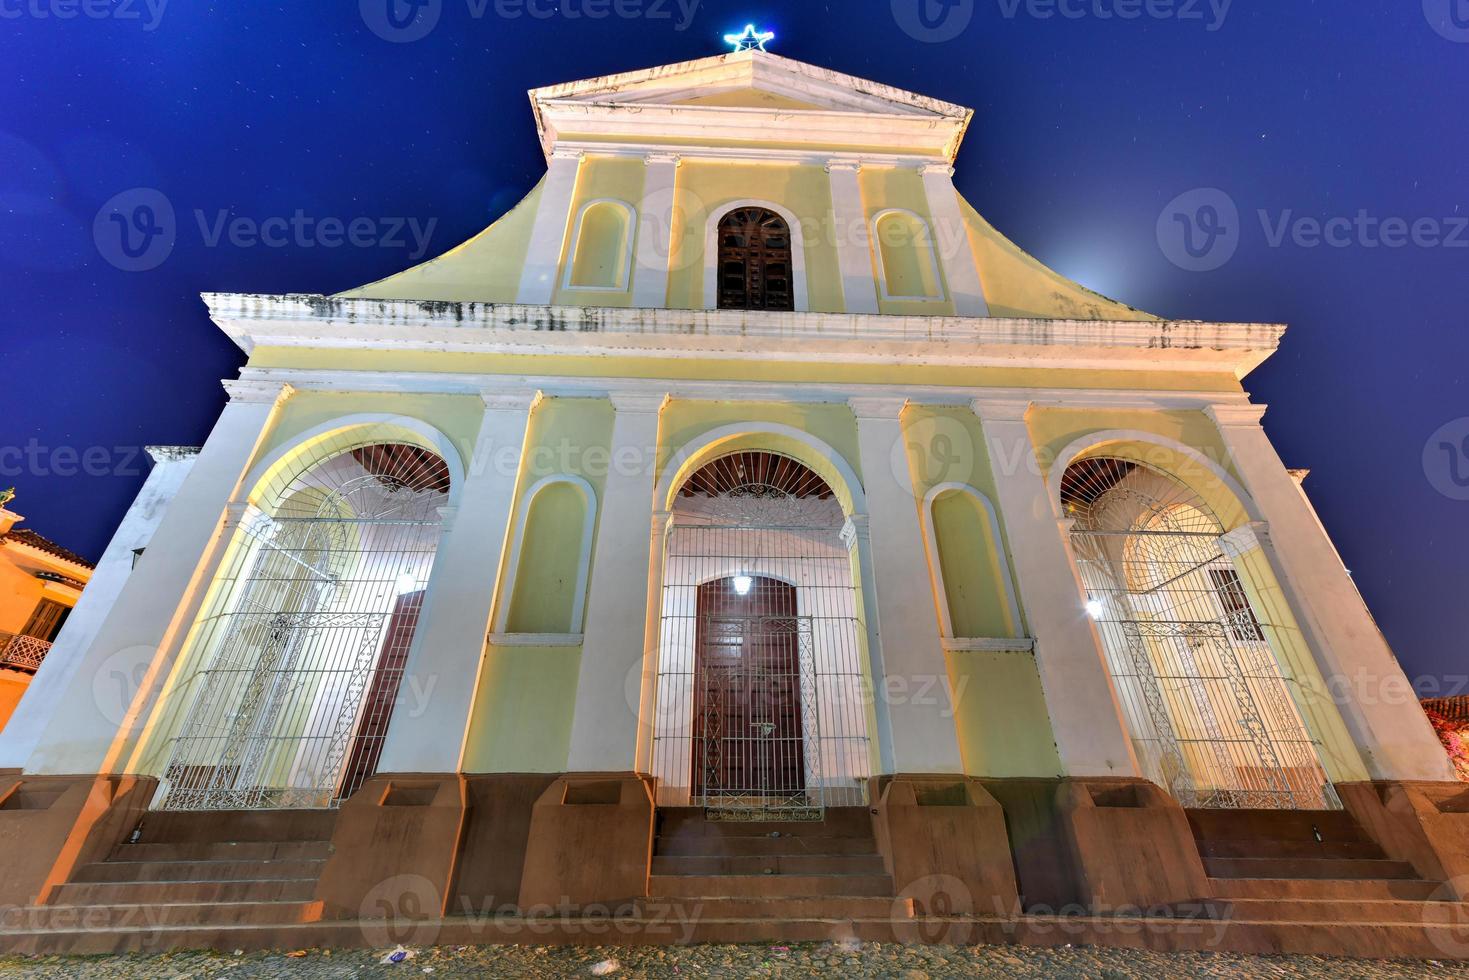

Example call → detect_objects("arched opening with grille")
652 450 871 820
716 207 795 311
1062 455 1338 810
155 437 452 810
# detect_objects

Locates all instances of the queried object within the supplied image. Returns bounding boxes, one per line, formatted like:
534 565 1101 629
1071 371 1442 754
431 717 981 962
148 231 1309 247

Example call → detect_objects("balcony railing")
0 632 51 673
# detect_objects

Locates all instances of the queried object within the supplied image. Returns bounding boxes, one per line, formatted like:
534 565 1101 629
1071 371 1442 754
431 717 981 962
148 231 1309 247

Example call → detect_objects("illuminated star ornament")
724 24 775 52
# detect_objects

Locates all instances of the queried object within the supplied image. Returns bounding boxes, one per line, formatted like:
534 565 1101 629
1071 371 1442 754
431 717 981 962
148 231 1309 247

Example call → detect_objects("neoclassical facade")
2 49 1465 956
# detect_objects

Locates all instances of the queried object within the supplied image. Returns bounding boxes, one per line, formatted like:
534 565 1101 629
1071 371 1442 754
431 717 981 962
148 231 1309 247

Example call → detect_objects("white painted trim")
237 412 468 509
556 141 948 169
701 200 810 313
560 199 636 293
921 482 1024 640
487 632 584 647
516 151 584 305
920 165 989 317
826 162 880 315
942 637 1037 653
493 473 598 635
655 421 866 515
1045 429 1263 524
871 209 948 302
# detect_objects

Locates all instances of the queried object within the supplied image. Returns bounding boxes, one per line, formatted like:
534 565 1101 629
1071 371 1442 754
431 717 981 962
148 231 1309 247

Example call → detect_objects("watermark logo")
93 187 176 273
360 0 442 42
360 874 444 947
1424 0 1469 43
995 0 1232 31
891 414 978 497
91 645 157 727
892 873 975 944
1424 418 1469 501
1423 877 1469 956
0 0 168 31
1157 187 1239 272
892 0 975 43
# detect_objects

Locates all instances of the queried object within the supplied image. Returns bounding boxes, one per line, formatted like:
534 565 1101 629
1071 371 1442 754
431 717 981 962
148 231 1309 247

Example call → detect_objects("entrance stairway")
639 807 907 936
1189 808 1462 928
20 810 333 934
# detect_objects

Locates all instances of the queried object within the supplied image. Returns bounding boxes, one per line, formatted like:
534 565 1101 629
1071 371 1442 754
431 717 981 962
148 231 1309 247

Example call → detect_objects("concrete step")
110 840 332 864
637 895 913 919
48 877 318 907
1196 838 1385 860
648 873 893 899
657 808 872 839
651 854 887 877
1210 876 1445 902
655 834 878 858
1186 808 1369 844
72 858 326 884
1223 898 1469 924
1204 856 1418 880
135 810 337 845
12 900 321 931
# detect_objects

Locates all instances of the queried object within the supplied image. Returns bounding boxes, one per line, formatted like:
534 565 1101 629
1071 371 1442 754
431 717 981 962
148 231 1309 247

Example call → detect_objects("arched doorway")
1062 455 1338 810
652 451 870 820
158 441 451 810
717 207 795 311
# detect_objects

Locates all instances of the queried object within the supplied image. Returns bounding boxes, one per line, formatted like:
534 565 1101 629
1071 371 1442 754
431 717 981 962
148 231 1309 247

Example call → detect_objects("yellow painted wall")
0 669 30 734
552 157 647 307
461 643 580 773
947 650 1063 778
0 561 56 636
860 167 954 317
931 491 1019 639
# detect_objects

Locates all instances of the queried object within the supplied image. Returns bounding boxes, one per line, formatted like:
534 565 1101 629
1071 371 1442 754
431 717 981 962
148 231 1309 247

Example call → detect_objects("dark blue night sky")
2 2 1466 684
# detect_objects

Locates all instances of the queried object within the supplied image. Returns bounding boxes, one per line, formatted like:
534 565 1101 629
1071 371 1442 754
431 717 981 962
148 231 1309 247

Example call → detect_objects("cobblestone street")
0 943 1463 979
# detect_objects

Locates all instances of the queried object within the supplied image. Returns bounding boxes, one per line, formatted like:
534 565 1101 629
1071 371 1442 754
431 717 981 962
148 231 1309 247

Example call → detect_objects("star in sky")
723 25 775 53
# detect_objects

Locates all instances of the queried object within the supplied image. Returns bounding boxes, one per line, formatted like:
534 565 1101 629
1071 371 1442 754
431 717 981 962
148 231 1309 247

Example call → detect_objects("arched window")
157 439 453 810
922 484 1022 639
565 200 634 291
497 475 597 636
716 207 795 311
1062 455 1336 811
872 209 944 301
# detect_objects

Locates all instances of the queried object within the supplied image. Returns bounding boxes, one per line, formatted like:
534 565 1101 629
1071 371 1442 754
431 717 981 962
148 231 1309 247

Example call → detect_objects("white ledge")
941 637 1037 654
202 293 1284 377
486 633 584 648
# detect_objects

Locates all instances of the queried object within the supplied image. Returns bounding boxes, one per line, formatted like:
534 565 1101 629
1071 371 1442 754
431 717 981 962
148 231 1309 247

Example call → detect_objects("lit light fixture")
724 24 774 52
395 572 419 594
1086 599 1105 620
733 574 754 596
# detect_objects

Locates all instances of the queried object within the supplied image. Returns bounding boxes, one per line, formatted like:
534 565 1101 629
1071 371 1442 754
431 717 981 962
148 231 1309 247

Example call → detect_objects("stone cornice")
202 293 1285 378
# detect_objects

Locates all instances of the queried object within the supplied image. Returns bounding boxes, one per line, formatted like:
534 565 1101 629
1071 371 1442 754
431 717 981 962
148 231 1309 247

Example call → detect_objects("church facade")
1 48 1465 956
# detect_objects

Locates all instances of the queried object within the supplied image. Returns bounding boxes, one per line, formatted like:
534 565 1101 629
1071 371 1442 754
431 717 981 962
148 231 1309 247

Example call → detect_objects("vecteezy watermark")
1158 188 1469 271
0 0 168 31
892 0 1229 42
360 0 700 43
1424 0 1469 43
0 440 148 479
1424 418 1469 501
891 0 975 43
92 188 438 272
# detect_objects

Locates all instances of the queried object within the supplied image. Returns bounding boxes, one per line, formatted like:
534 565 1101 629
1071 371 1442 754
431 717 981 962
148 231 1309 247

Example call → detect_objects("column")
515 148 585 306
632 153 679 309
970 398 1139 778
1207 404 1455 782
376 391 540 775
566 392 667 773
920 163 989 317
850 397 964 774
24 381 292 776
827 159 880 315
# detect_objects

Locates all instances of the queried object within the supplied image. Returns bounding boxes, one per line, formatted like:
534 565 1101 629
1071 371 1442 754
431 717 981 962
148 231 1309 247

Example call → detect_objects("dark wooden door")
692 576 805 801
717 207 795 311
338 589 424 802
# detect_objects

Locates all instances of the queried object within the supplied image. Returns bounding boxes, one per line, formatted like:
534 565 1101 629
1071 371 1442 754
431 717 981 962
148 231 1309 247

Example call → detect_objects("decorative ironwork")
0 632 50 673
157 441 449 811
1064 456 1339 810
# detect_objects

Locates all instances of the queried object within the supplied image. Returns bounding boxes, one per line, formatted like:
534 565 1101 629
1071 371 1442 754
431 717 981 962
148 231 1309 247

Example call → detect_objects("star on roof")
724 24 775 53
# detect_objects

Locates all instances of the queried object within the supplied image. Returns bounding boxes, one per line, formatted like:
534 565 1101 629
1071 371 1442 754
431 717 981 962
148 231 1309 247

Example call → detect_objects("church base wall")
1339 780 1469 899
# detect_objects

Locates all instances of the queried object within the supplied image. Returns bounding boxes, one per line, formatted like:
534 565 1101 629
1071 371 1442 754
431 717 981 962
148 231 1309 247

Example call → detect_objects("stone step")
1223 898 1469 924
636 895 913 919
651 854 887 877
72 858 326 884
648 873 893 899
657 808 872 839
1196 838 1385 861
110 840 332 864
1203 856 1419 880
1210 876 1445 902
9 900 321 931
1186 808 1369 844
655 835 878 858
135 810 337 845
48 877 318 907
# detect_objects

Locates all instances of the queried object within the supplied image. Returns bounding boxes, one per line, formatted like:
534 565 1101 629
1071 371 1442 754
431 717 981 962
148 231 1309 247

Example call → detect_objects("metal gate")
1063 456 1339 810
651 452 871 820
157 442 449 810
